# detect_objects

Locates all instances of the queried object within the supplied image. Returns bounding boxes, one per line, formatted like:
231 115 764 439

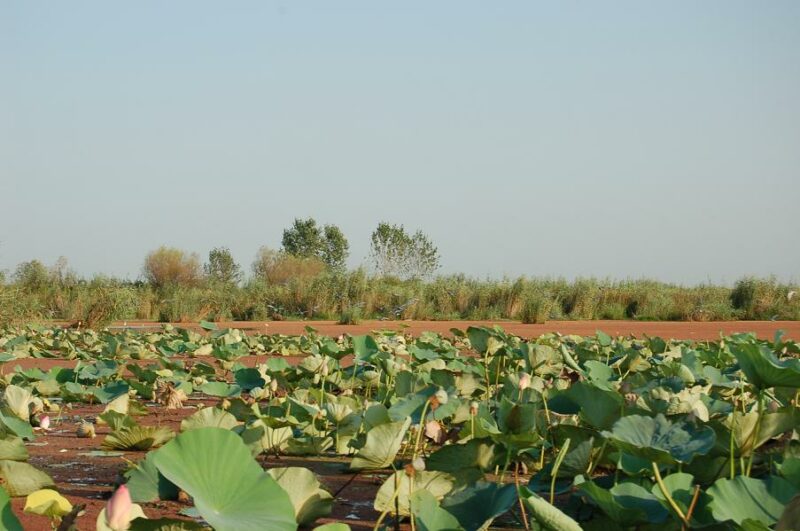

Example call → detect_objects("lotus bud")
321 362 330 377
469 401 479 416
313 373 321 384
39 415 50 431
518 372 531 391
219 398 231 410
412 456 426 472
106 484 133 531
270 379 279 392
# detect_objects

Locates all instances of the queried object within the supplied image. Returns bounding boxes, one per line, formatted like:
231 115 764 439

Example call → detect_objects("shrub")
143 247 202 288
251 247 327 285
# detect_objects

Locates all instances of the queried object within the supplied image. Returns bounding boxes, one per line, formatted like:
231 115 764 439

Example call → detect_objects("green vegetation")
0 324 799 529
1 218 797 325
1 265 797 326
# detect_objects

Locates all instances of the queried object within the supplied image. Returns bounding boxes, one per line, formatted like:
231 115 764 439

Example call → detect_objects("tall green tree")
204 247 242 284
281 218 349 270
369 222 440 279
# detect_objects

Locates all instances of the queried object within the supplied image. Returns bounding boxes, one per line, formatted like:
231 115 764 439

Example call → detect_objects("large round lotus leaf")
411 490 463 531
0 486 22 531
579 481 667 526
601 414 715 465
520 487 581 531
707 475 796 526
0 461 55 497
266 467 333 526
2 385 34 421
724 410 800 455
350 418 411 470
239 421 292 456
124 453 179 503
0 435 28 461
426 438 501 473
731 342 800 390
152 427 297 531
24 489 72 518
562 382 624 430
374 470 467 516
180 407 239 432
440 481 518 531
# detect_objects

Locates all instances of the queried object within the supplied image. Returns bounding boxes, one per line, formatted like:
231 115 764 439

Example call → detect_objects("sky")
1 1 798 285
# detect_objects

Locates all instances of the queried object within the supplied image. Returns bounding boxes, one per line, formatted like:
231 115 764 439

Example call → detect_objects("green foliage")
370 222 440 280
205 247 243 285
281 218 350 270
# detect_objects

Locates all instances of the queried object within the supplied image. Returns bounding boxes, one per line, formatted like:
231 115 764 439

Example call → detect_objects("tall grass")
0 271 797 324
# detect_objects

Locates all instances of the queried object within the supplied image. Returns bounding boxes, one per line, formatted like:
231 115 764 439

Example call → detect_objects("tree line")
139 219 441 288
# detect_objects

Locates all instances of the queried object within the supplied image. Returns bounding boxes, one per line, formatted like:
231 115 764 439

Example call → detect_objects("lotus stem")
652 462 687 526
684 485 701 526
412 399 432 459
550 438 570 505
373 486 401 531
746 391 765 476
515 461 531 531
409 475 416 531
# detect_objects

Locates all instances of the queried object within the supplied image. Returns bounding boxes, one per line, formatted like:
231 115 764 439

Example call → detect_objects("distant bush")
251 247 327 285
143 247 202 288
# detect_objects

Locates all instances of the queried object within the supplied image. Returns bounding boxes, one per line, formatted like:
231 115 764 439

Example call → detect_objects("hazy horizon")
2 2 799 285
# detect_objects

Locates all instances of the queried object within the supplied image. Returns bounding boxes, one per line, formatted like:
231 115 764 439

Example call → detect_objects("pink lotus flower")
106 485 132 530
39 415 50 431
518 372 532 390
424 420 445 444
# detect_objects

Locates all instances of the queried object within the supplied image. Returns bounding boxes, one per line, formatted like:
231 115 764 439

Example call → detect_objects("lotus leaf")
152 427 297 531
411 490 463 531
350 418 411 470
267 467 333 526
102 425 175 451
0 486 23 531
520 487 581 531
125 453 180 503
602 413 715 465
731 341 800 390
374 470 471 516
180 407 239 432
23 488 72 518
440 481 517 531
0 461 55 497
579 480 667 525
2 385 34 421
707 475 796 526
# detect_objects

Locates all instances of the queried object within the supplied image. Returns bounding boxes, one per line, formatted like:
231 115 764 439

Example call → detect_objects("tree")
369 222 440 280
204 247 242 284
281 218 349 270
142 246 202 288
14 260 49 291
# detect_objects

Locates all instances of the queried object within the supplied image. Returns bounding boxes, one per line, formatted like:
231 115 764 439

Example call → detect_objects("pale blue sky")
1 2 798 284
